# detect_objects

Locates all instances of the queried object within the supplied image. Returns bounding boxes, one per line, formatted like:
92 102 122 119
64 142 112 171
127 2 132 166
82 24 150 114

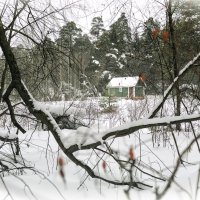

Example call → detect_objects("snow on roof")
107 77 139 88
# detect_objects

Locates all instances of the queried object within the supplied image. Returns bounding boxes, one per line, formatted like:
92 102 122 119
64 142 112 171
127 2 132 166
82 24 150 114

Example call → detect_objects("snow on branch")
63 113 200 151
147 52 200 119
0 128 18 142
20 81 62 136
62 52 200 151
1 14 200 190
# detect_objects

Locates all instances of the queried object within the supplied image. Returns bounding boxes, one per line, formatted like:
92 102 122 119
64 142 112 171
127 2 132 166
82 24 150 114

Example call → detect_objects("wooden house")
106 75 146 99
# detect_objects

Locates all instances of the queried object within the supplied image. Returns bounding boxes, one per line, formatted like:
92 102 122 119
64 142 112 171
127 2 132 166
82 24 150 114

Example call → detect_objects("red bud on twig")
129 146 135 161
102 160 107 172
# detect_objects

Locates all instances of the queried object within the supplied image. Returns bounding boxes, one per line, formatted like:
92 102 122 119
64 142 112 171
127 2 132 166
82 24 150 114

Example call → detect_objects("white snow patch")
106 53 117 59
92 60 100 65
0 128 18 140
60 124 107 149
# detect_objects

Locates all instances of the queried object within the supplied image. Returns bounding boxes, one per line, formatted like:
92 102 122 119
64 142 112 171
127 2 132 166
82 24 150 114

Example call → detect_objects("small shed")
106 76 146 99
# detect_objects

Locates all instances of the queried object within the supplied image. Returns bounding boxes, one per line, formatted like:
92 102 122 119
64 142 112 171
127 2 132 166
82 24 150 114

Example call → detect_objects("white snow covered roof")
107 77 139 88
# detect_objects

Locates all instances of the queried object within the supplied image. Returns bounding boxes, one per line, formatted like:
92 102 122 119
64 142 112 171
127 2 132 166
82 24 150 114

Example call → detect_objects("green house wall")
108 87 128 97
135 86 144 97
107 86 145 98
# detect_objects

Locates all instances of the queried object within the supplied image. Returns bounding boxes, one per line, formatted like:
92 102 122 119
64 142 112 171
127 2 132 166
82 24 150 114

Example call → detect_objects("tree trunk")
168 0 181 131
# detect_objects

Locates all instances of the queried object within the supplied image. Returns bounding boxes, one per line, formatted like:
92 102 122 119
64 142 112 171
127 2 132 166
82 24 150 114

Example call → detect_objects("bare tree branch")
157 134 200 199
0 2 200 197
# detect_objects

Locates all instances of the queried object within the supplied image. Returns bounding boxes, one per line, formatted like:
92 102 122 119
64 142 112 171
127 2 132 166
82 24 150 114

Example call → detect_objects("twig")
0 174 15 200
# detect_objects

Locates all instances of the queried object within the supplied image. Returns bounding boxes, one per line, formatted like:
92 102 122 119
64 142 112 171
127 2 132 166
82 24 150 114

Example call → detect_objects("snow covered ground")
0 96 200 200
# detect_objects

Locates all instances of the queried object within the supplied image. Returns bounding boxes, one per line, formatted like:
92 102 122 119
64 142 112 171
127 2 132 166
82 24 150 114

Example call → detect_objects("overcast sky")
49 0 165 33
0 0 166 32
0 0 167 47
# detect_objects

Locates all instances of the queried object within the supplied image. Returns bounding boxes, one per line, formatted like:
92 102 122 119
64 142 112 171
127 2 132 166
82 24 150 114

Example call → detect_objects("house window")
119 87 122 92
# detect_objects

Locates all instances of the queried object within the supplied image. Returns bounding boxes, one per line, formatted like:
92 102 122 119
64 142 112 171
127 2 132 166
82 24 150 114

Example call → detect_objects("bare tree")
0 0 200 199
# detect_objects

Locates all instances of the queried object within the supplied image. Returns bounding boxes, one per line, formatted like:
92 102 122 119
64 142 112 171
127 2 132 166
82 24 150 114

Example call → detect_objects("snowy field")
0 95 200 200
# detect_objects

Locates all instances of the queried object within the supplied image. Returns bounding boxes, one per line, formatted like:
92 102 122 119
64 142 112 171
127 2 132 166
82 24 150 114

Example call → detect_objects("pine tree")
109 12 132 52
90 16 105 40
56 22 90 98
57 21 82 49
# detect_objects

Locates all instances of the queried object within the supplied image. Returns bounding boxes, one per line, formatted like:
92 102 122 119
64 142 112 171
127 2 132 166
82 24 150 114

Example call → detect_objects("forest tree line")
0 0 200 101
